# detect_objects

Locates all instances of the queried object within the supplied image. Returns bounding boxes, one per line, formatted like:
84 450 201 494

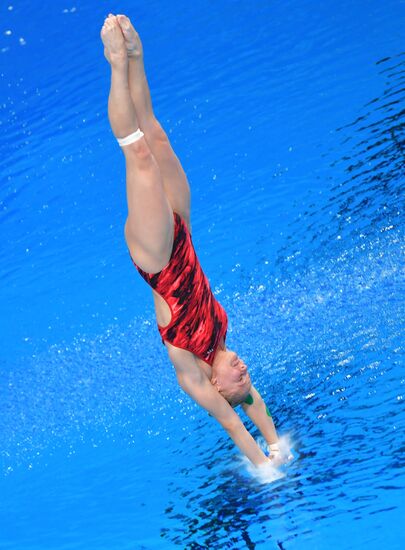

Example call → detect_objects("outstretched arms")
242 386 279 447
167 344 269 466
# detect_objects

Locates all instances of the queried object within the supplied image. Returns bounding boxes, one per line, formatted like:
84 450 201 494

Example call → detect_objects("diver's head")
211 349 252 407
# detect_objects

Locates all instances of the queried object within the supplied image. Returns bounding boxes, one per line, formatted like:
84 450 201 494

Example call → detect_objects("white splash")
244 457 286 484
240 434 295 484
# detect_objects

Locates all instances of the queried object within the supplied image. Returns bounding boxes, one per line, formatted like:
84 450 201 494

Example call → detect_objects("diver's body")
101 14 288 467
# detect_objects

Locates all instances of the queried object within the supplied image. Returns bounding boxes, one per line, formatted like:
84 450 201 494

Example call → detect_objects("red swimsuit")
130 212 228 365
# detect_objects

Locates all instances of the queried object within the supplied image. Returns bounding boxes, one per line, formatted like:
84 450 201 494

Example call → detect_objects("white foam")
243 457 286 484
239 434 295 484
276 434 295 462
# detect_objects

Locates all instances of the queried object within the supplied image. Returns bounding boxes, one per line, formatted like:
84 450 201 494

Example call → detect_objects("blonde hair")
212 348 252 407
219 383 252 408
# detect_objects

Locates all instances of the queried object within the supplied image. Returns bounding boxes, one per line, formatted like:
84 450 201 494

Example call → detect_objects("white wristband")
268 443 280 454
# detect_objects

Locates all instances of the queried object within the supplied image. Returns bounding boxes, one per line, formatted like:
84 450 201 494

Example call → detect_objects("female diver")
100 14 287 467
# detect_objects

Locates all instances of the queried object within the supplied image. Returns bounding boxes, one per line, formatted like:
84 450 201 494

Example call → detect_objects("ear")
211 376 221 391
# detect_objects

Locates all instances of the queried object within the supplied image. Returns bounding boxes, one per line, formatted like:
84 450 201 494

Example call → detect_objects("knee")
122 136 153 165
144 118 169 146
123 136 151 158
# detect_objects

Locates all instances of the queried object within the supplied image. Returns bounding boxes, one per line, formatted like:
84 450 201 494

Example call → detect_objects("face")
211 350 252 406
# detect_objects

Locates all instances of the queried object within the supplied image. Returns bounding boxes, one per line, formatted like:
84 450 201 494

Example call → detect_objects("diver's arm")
182 372 269 466
170 351 269 466
241 385 279 446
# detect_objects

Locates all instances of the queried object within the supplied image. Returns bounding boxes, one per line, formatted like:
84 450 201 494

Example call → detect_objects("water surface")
0 1 404 548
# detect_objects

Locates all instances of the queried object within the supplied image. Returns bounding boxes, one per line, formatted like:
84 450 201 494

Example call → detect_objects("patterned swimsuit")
130 211 228 366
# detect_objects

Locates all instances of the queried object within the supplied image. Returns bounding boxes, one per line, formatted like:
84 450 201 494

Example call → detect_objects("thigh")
123 138 174 273
143 119 191 229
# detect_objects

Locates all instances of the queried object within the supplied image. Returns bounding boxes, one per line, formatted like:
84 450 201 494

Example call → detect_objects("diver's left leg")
101 15 174 272
114 14 191 225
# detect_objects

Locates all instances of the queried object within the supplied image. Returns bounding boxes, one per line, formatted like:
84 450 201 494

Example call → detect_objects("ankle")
109 51 128 70
127 48 142 59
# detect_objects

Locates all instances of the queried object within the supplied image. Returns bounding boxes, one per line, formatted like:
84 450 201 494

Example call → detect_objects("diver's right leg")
101 16 174 273
116 14 191 226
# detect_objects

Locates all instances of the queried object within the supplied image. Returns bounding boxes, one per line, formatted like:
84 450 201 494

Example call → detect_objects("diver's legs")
102 22 136 138
116 14 191 224
101 16 173 272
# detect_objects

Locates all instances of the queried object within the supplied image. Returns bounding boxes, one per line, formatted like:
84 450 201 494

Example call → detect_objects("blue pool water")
1 0 404 548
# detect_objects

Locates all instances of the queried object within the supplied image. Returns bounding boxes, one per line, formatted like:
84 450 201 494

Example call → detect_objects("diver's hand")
267 442 293 466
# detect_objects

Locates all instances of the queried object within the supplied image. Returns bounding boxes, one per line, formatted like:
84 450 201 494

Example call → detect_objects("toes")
100 14 120 40
105 16 117 30
117 14 129 28
104 14 117 26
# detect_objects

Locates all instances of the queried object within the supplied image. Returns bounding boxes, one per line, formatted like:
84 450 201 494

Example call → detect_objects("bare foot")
116 14 143 58
100 14 127 65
